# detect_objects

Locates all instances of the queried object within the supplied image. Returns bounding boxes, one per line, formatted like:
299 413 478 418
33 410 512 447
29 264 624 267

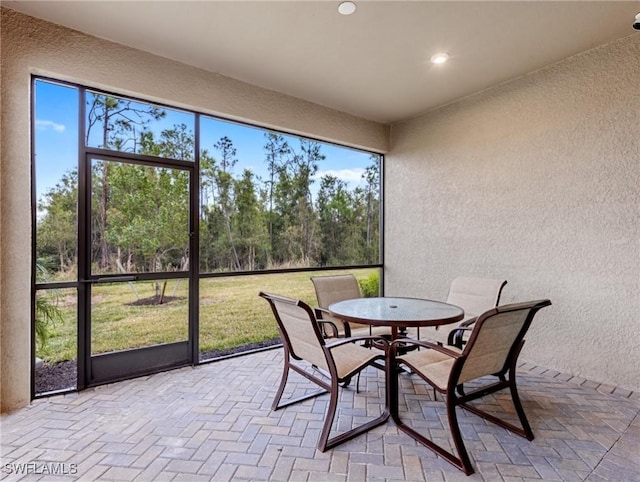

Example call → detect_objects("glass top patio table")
328 297 466 441
328 296 464 338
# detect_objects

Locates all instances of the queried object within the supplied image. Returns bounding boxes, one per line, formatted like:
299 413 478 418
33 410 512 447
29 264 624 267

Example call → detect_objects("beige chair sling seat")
399 345 462 390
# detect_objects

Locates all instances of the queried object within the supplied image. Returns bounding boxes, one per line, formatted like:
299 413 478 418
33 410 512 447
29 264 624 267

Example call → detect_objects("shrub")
358 272 379 298
35 263 63 349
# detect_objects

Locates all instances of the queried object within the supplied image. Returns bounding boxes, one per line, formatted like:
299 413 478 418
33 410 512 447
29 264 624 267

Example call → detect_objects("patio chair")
420 277 507 347
311 274 391 339
259 291 390 451
390 299 551 475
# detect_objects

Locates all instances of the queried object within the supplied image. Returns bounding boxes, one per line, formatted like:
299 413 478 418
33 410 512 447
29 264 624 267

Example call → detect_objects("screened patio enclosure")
32 79 383 396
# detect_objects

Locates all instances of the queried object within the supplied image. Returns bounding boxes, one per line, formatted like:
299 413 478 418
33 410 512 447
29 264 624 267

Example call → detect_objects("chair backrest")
311 274 371 333
259 291 329 371
311 274 362 309
456 299 551 385
446 277 507 319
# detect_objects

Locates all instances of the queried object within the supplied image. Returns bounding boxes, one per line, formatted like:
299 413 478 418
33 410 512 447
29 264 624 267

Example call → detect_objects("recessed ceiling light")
430 53 449 64
338 1 357 15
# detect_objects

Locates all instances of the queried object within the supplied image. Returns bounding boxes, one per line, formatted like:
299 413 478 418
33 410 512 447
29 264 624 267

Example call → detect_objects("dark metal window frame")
30 75 385 400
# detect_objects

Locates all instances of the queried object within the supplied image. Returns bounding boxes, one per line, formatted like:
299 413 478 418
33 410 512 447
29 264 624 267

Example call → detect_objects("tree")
36 88 382 277
213 136 241 270
314 155 380 266
214 136 237 173
37 170 78 272
85 94 166 153
105 163 189 273
263 132 290 259
362 157 381 263
199 148 218 271
233 169 268 270
316 175 355 265
273 139 323 265
97 123 193 276
199 149 216 218
85 93 165 269
154 123 194 160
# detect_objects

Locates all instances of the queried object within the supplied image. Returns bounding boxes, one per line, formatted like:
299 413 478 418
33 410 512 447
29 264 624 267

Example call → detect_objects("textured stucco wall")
0 7 388 412
386 35 640 391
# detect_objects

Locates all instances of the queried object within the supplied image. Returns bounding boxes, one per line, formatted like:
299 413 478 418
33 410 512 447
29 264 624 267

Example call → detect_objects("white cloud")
314 168 365 184
36 119 66 133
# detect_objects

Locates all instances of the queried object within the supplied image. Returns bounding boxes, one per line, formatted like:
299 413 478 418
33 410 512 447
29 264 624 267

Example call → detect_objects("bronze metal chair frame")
389 299 552 475
259 291 390 452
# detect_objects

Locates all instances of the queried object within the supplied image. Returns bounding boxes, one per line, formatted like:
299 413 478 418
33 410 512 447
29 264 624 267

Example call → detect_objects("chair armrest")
448 325 474 348
390 338 462 359
314 307 331 318
317 319 339 338
459 316 477 327
314 307 352 337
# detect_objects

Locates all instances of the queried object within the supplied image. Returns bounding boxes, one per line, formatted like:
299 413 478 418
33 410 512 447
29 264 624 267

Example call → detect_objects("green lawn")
36 268 378 363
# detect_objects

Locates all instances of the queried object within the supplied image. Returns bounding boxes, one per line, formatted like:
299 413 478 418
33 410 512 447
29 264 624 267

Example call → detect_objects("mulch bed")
35 337 282 395
125 295 184 306
35 359 78 394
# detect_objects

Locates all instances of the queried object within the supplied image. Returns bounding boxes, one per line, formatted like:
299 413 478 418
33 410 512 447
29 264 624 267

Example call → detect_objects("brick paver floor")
2 348 639 481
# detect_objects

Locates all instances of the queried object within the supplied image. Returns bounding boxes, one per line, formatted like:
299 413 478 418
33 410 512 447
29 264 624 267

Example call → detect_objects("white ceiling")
5 1 640 124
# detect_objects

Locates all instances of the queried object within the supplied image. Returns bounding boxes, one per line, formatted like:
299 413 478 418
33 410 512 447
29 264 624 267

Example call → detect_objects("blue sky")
34 81 79 203
34 79 378 204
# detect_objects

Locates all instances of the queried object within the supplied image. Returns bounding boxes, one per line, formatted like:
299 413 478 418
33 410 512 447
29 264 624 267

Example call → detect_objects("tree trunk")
99 163 109 269
98 110 110 270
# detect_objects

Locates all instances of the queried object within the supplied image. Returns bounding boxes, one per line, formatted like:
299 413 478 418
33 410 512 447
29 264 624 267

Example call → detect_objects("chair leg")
341 376 352 388
509 376 534 440
505 341 534 440
274 359 330 411
459 348 534 441
276 354 388 452
272 357 291 410
317 367 389 452
445 395 474 475
391 376 475 475
317 377 341 451
457 376 534 441
390 352 474 475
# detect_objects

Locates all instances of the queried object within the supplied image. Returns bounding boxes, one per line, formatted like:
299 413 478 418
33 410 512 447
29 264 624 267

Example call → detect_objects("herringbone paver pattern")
1 349 639 481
